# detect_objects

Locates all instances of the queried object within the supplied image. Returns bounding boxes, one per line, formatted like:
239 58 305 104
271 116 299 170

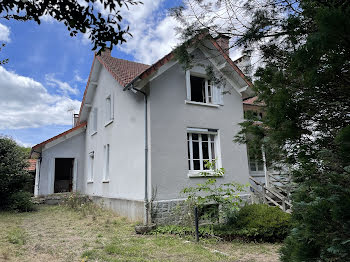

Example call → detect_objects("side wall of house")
83 66 145 221
38 131 86 195
149 50 251 206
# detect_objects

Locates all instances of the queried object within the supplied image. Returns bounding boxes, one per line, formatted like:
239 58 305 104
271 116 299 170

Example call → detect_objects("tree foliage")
0 136 32 210
173 1 350 261
181 161 246 222
0 0 141 52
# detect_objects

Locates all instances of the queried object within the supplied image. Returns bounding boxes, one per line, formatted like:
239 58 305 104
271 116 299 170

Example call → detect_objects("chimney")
73 114 79 127
216 34 230 56
233 55 252 77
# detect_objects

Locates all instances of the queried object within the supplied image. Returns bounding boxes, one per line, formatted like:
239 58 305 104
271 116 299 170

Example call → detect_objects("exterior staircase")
249 172 294 213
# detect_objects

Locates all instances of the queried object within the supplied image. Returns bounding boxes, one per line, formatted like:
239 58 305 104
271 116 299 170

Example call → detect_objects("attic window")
186 71 223 105
190 75 212 103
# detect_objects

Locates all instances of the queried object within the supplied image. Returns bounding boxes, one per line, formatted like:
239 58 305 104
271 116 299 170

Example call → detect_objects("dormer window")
186 70 223 105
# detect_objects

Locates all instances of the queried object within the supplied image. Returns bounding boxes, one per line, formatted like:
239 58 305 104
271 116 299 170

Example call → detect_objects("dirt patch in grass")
0 205 281 261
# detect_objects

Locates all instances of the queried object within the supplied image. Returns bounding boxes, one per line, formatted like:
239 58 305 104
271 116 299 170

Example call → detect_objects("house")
31 34 263 223
26 159 37 173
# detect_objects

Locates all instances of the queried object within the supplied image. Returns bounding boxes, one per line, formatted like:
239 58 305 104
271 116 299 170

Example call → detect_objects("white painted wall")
148 49 251 201
38 130 86 195
83 66 145 201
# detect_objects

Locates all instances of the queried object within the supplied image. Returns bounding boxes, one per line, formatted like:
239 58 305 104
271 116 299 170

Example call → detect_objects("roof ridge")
102 54 150 67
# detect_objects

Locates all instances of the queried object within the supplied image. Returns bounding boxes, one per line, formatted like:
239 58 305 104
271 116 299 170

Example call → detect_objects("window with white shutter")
186 70 223 105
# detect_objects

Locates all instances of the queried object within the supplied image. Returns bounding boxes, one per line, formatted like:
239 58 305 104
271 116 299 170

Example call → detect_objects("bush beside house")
152 204 290 243
0 136 35 212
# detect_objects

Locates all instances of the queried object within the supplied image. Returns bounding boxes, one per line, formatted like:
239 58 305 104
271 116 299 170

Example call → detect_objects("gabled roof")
96 51 150 87
78 33 254 123
243 96 265 106
32 122 87 151
25 159 37 172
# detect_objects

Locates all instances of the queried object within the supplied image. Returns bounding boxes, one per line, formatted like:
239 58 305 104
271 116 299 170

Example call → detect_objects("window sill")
104 119 113 127
91 131 97 136
188 171 224 178
185 100 220 108
87 181 93 184
102 180 110 183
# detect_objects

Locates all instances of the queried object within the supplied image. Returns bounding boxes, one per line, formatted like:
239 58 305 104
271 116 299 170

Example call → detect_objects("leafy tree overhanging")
0 0 142 53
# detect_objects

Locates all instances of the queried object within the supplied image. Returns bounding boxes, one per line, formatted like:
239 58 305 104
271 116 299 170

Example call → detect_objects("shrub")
62 192 91 209
61 193 99 217
218 204 291 242
0 136 32 211
181 160 246 224
8 191 35 212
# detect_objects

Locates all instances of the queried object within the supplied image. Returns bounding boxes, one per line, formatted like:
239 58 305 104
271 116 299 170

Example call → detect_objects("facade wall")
83 66 146 202
149 49 251 202
38 131 86 195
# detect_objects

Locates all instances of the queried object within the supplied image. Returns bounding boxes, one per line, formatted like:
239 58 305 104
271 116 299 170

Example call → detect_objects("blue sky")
0 0 182 147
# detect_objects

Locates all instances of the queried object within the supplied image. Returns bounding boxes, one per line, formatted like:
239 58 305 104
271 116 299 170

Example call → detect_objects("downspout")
124 82 149 225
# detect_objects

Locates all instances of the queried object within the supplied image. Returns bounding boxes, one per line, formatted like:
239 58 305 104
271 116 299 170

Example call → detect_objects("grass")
0 205 281 261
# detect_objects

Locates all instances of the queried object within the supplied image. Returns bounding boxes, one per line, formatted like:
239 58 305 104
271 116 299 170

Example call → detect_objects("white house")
31 35 265 223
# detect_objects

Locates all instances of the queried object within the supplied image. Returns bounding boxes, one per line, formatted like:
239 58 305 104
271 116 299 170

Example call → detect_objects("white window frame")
104 94 114 126
90 107 98 135
187 128 222 177
87 151 94 183
103 144 110 182
185 70 224 106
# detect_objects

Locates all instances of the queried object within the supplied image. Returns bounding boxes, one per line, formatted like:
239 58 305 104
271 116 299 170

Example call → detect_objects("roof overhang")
31 122 87 158
78 56 102 122
123 35 255 97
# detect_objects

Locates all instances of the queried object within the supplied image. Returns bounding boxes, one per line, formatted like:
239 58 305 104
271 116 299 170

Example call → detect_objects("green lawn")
0 205 281 261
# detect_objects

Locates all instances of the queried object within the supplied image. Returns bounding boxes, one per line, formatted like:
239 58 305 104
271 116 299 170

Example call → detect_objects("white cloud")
45 74 79 95
0 23 10 42
116 0 182 64
73 71 87 83
14 137 33 148
39 14 55 23
0 66 81 129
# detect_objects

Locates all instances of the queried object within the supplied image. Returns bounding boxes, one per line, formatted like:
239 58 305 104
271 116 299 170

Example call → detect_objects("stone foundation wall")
151 194 252 225
151 199 190 225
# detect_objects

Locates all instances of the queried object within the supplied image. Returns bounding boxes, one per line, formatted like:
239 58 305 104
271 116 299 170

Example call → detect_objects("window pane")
211 142 215 160
202 134 208 141
193 142 199 159
192 133 199 141
207 85 212 103
187 140 190 159
249 161 256 171
106 97 111 121
190 75 205 103
193 160 200 170
202 142 209 159
203 160 210 170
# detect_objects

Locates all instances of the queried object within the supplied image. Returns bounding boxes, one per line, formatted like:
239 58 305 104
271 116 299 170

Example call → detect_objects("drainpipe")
125 85 149 225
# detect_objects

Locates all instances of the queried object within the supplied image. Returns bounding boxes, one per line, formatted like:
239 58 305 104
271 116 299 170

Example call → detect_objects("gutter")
124 83 150 225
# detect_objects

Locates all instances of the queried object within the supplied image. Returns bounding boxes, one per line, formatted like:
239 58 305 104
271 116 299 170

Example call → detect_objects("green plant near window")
181 160 247 223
